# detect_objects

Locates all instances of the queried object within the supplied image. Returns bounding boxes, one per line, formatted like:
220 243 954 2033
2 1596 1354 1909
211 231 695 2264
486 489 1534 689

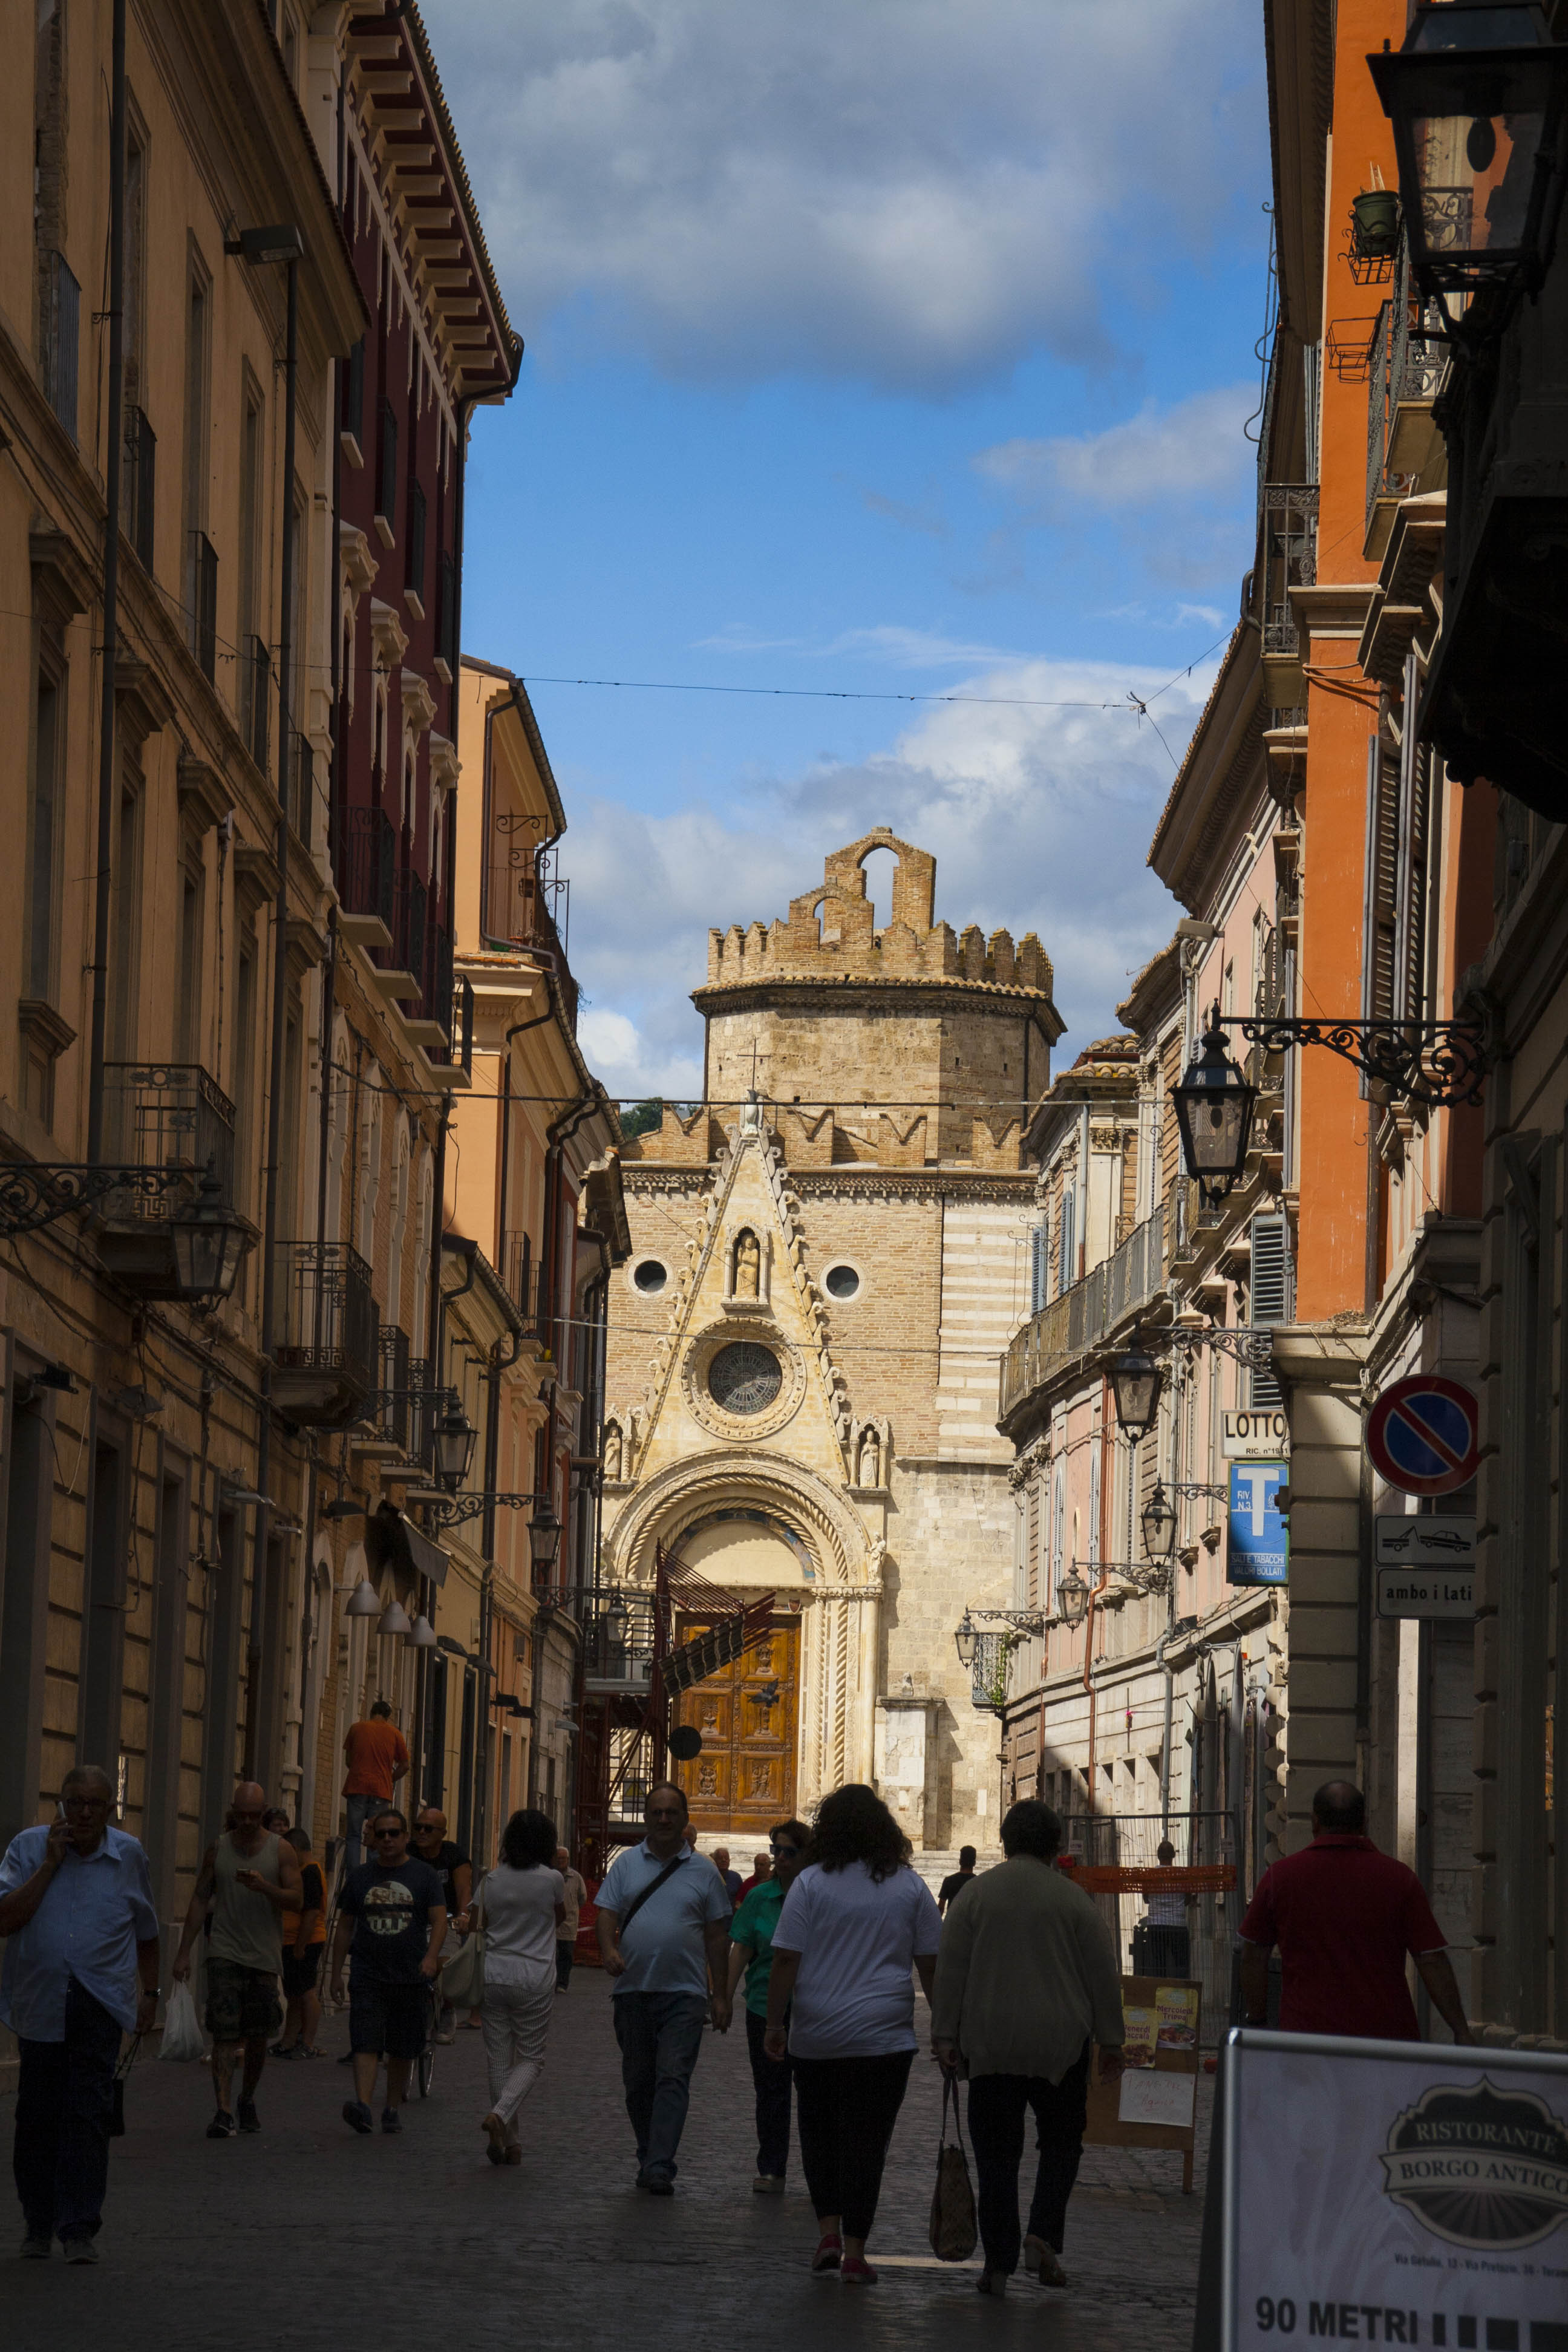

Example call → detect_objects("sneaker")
237 2100 261 2134
483 2114 508 2166
269 2042 295 2059
206 2111 237 2140
19 2231 52 2259
433 2028 455 2046
380 2107 402 2134
342 2100 374 2135
1024 2235 1068 2288
753 2174 785 2194
977 2270 1008 2296
62 2237 100 2265
841 2256 877 2285
811 2233 842 2274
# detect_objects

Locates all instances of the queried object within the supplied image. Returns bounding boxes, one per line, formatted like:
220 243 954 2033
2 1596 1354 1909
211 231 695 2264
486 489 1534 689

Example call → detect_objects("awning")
364 1502 451 1589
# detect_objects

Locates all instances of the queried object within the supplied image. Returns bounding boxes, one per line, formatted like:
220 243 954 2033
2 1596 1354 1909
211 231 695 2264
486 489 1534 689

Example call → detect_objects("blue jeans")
13 1978 122 2243
611 1991 708 2180
345 1792 389 1869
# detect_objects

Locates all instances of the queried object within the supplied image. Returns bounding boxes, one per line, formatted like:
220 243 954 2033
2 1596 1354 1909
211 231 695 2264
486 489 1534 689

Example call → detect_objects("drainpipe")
1083 1377 1113 1799
87 0 127 1164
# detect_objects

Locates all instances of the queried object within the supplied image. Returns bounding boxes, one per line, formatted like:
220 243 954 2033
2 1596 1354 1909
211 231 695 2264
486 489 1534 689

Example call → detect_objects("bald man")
0 1765 160 2260
1239 1780 1472 2044
174 1783 301 2137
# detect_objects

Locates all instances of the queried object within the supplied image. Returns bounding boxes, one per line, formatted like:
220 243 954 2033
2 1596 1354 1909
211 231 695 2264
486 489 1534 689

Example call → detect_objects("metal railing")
368 1325 412 1449
1060 1810 1241 2045
41 250 79 439
290 731 315 848
1365 238 1449 549
436 549 457 673
335 803 397 932
271 1241 377 1387
582 1591 658 1693
122 407 155 570
1000 1198 1169 1420
503 1233 547 1342
241 636 271 773
1259 484 1319 664
189 533 218 681
99 1062 237 1221
406 478 426 605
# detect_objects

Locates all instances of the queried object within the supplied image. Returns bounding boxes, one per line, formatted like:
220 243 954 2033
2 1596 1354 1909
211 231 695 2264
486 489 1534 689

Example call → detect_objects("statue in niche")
734 1229 761 1299
857 1426 881 1487
603 1422 622 1481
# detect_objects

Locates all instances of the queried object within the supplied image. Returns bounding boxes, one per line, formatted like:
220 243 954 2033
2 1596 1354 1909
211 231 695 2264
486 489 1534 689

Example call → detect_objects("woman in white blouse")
459 1809 564 2166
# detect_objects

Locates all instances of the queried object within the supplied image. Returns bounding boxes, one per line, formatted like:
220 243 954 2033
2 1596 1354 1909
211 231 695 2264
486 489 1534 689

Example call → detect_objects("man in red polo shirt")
1238 1781 1472 2043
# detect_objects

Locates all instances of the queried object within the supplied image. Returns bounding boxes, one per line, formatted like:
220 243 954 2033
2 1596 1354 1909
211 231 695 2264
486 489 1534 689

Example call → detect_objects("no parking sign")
1366 1374 1479 1497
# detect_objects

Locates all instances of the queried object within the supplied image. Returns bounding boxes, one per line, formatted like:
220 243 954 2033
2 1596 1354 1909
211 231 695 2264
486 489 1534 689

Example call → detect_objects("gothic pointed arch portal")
603 1452 884 1824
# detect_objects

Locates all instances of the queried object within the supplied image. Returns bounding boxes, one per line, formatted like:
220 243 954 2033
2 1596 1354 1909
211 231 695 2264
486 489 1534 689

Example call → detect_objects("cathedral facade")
601 830 1062 1852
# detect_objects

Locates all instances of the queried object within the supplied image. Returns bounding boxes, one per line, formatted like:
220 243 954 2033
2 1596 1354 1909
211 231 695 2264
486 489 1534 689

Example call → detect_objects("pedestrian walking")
1142 1838 1192 1978
410 1806 472 2040
273 1828 327 2058
937 1846 978 1916
713 1847 742 1906
1238 1780 1473 2042
930 1799 1125 2295
462 1809 564 2166
765 1784 942 2285
328 1808 447 2135
594 1782 734 2195
736 1851 772 1900
0 1765 160 2263
727 1817 808 2194
341 1699 410 1868
554 1846 586 1993
172 1781 302 2140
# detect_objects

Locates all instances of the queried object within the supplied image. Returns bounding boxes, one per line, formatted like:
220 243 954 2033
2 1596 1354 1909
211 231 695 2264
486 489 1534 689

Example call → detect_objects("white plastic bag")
159 1979 206 2062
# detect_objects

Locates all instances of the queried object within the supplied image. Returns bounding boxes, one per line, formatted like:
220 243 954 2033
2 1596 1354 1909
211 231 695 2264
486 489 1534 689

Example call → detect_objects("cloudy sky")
425 0 1273 1100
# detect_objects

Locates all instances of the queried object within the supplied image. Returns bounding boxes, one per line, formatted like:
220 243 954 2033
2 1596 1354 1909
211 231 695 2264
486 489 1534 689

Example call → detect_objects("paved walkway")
3 1972 1207 2352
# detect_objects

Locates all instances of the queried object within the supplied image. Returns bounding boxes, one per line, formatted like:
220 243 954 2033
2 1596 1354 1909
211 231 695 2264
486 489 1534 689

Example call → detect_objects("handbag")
439 1886 486 2009
110 2034 142 2138
929 2072 978 2261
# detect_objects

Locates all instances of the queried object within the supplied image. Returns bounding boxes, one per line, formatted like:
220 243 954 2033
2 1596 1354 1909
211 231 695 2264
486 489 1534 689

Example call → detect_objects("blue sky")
423 0 1274 1099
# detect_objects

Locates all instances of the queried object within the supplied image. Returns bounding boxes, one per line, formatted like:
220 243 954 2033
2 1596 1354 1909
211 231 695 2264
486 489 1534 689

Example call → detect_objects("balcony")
999 1198 1169 1428
96 1061 243 1296
1365 243 1449 561
290 730 316 849
373 867 427 1004
122 407 155 571
271 1241 377 1425
485 835 578 1028
1259 485 1318 707
335 803 397 950
189 533 218 681
41 250 79 440
504 1232 549 1345
241 635 271 774
583 1590 657 1695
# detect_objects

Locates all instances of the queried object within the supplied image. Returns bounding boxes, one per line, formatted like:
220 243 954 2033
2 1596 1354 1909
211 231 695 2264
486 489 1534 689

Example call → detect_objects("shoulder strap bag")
437 1878 486 2010
615 1851 688 1936
929 2072 978 2261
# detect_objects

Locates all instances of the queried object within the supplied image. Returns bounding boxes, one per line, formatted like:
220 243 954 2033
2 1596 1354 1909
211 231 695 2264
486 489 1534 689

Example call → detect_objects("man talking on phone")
0 1765 161 2262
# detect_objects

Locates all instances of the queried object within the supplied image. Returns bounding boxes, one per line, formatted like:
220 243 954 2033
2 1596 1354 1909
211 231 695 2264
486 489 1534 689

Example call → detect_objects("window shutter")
1248 1212 1293 1409
1361 734 1400 1086
1394 651 1430 1024
1059 1187 1075 1292
1030 1219 1049 1312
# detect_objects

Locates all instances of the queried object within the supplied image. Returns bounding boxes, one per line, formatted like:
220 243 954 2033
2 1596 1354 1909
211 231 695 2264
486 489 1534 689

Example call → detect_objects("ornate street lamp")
1369 1 1568 305
169 1163 250 1302
528 1497 563 1578
953 1609 979 1670
1110 1349 1163 1441
1056 1567 1090 1631
1172 1006 1257 1205
1142 1480 1178 1564
431 1402 478 1496
604 1592 630 1644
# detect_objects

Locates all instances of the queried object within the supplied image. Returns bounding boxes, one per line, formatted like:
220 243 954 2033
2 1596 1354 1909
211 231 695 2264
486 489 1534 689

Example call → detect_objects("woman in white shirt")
765 1785 942 2284
460 1809 564 2166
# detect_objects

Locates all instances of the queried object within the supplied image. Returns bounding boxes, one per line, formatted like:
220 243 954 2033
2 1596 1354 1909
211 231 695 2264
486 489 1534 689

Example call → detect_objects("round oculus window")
824 1264 860 1300
632 1259 667 1295
707 1341 783 1416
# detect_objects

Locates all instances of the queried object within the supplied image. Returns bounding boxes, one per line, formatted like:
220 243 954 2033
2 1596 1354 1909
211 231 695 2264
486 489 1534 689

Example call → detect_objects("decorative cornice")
693 975 1060 1018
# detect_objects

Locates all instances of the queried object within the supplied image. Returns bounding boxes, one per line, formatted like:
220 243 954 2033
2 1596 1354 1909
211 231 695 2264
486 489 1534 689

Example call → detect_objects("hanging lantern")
1110 1350 1163 1440
1172 1006 1256 1202
953 1609 979 1669
1142 1481 1178 1564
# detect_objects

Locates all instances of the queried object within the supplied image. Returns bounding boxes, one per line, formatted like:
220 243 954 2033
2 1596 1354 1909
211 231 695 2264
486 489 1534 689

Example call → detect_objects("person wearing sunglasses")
727 1819 810 2194
328 1810 446 2137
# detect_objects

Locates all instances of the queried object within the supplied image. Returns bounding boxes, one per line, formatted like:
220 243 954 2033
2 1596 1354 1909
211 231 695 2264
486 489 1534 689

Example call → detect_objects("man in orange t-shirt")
342 1701 408 1866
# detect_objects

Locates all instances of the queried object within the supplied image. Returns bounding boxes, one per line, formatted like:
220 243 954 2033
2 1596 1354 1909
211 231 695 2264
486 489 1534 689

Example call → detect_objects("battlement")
701 829 1054 999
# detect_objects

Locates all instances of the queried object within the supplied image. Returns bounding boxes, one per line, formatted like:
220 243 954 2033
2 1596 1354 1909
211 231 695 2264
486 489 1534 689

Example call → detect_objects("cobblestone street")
3 1976 1206 2352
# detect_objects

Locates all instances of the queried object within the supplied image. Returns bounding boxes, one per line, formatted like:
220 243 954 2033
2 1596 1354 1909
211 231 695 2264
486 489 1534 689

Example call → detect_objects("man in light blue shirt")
0 1765 160 2262
595 1782 734 2192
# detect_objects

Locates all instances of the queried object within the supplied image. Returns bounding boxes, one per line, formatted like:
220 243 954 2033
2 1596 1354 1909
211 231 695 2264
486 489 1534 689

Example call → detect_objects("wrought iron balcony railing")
335 803 397 935
189 533 218 681
41 250 79 440
241 635 271 773
100 1062 237 1222
1365 237 1449 557
122 407 155 571
999 1198 1169 1423
271 1241 377 1423
1259 484 1319 668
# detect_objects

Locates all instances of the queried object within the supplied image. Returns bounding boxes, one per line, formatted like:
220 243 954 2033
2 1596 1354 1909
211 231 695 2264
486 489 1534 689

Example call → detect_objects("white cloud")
417 0 1263 390
976 385 1258 514
564 652 1211 1100
695 622 1021 670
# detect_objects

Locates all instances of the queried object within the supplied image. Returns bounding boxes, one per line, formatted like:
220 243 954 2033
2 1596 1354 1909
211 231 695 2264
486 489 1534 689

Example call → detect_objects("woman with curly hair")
457 1808 563 2167
764 1785 942 2284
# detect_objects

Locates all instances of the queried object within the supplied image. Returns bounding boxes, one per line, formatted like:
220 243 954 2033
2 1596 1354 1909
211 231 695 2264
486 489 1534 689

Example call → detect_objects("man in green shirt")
727 1817 808 2193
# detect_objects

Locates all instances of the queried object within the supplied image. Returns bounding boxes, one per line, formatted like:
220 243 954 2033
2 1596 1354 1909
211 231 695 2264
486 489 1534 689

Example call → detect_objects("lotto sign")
1366 1377 1479 1498
1214 2031 1568 2352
